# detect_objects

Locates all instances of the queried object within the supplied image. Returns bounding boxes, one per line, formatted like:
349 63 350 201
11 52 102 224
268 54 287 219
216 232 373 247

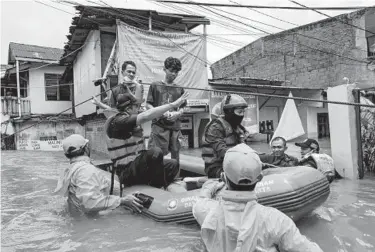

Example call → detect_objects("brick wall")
211 9 375 88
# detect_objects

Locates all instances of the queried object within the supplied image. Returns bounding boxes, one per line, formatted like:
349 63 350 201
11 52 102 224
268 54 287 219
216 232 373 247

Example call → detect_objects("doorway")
317 113 330 138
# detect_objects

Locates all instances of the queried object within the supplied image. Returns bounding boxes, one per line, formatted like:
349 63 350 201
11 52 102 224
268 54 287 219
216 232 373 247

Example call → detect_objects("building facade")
1 43 84 151
210 8 375 140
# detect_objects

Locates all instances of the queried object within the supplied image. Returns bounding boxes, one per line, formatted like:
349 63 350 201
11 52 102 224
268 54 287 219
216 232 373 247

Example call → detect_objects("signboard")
17 139 63 151
180 116 193 130
210 91 259 134
116 21 208 99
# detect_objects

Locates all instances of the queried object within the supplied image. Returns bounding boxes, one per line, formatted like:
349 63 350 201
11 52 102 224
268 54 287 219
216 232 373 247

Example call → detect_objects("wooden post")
16 60 21 117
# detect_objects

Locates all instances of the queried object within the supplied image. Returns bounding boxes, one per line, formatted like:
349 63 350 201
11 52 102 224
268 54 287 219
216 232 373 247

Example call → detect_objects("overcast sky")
0 0 372 65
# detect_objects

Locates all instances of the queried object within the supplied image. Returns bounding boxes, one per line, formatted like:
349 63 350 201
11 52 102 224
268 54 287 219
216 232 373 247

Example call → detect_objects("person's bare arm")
92 96 111 110
136 92 189 125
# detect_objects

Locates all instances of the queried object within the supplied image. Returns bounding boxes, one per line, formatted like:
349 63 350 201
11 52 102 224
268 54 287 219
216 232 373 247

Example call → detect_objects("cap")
62 134 89 155
116 93 137 109
223 143 262 186
295 138 320 151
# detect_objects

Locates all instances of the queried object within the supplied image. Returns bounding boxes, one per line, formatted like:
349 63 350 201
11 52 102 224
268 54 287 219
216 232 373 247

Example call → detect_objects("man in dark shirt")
259 136 299 169
105 91 189 189
146 57 186 163
109 61 144 108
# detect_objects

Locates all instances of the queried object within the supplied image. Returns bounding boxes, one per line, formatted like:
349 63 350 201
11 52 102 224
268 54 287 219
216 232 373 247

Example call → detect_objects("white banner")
116 21 208 99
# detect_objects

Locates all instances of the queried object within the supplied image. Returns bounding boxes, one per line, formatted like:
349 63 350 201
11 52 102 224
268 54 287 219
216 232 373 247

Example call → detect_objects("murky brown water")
2 150 375 252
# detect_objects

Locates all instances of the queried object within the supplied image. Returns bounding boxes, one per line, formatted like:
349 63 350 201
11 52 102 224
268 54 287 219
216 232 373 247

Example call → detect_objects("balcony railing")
1 97 31 117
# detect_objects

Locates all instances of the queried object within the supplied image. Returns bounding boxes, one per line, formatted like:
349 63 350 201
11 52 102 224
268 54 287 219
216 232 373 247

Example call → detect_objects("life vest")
201 117 243 167
310 153 335 178
104 112 146 167
114 82 144 107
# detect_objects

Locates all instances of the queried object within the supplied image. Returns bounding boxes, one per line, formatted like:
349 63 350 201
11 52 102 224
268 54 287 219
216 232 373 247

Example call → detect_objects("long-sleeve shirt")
62 156 121 215
193 181 323 252
259 153 299 168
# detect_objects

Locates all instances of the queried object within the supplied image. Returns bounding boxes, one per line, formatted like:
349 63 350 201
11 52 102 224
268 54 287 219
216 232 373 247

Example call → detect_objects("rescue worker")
259 136 299 168
54 134 143 216
109 61 144 109
193 143 323 252
202 94 250 178
296 138 335 183
146 57 186 164
105 90 189 190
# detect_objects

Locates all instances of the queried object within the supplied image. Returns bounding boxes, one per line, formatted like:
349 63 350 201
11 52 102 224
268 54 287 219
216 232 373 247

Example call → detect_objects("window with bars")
44 73 71 101
368 35 375 58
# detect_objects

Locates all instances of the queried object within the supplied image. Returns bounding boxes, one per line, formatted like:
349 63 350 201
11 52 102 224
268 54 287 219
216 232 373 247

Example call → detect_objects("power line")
225 0 369 54
69 0 213 65
175 0 369 79
289 0 375 36
4 81 375 140
228 0 298 27
188 0 369 66
1 83 73 89
154 1 369 10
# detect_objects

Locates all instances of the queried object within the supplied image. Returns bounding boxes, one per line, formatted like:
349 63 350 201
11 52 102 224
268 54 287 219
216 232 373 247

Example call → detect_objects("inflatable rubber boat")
96 156 330 225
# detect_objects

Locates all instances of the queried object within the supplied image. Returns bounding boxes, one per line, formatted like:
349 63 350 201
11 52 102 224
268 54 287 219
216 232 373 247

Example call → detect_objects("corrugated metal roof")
8 42 64 64
1 64 12 78
61 5 210 66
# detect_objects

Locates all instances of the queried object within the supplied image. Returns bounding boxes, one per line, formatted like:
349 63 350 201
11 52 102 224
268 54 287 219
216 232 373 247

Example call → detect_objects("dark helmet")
221 94 247 112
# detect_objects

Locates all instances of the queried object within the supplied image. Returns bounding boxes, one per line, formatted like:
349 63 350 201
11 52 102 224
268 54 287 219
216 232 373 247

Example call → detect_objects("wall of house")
211 9 375 89
306 106 329 138
29 65 71 114
14 120 84 151
73 30 102 118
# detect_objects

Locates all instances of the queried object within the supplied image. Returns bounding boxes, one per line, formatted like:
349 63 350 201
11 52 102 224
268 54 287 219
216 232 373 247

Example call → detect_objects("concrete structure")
328 84 359 179
1 43 82 151
210 8 375 141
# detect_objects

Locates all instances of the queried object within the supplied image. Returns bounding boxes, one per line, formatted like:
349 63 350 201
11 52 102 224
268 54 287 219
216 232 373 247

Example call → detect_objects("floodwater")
1 150 375 252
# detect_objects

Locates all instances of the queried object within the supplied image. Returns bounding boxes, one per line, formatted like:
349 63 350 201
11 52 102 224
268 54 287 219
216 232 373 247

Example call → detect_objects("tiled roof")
8 42 64 64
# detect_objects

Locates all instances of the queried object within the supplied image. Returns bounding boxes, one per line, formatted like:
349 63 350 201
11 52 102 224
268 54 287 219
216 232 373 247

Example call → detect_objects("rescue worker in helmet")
54 134 144 216
104 90 189 191
296 138 335 183
202 94 250 178
193 143 323 252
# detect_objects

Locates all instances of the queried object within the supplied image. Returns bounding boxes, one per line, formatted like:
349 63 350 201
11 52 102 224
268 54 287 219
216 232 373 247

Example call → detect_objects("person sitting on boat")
105 90 189 191
54 134 144 216
259 136 299 168
193 143 323 252
202 94 250 178
296 138 335 183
